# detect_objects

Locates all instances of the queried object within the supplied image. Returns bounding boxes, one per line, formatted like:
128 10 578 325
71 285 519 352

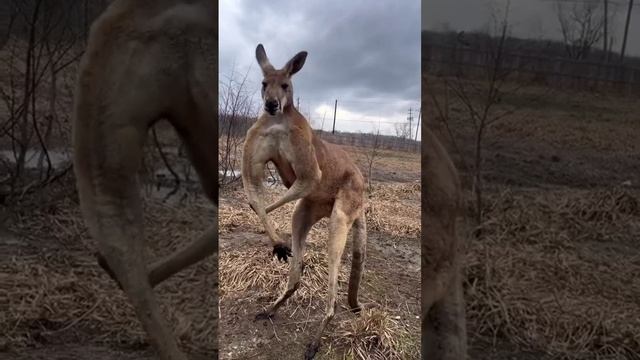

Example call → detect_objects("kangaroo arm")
265 174 319 213
242 135 284 247
265 139 321 214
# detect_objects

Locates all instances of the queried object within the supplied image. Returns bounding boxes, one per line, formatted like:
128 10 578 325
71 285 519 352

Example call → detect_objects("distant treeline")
218 113 420 153
1 0 108 45
422 30 640 68
423 30 640 94
316 130 420 153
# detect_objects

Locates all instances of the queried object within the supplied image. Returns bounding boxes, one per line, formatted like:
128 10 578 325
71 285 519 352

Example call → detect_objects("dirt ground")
2 74 639 360
218 146 421 359
0 181 218 359
0 142 420 360
426 78 640 359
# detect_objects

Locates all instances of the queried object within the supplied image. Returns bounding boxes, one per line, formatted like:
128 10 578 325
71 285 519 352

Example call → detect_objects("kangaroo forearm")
265 179 315 214
245 182 284 245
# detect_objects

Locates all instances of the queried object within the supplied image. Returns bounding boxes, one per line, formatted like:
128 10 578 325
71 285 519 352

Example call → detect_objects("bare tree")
452 7 512 228
218 65 258 186
362 128 381 191
429 1 544 229
0 0 89 197
555 0 606 60
426 81 469 176
394 120 411 140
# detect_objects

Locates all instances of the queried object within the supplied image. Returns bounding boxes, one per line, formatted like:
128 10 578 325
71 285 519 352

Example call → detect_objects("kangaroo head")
255 44 307 116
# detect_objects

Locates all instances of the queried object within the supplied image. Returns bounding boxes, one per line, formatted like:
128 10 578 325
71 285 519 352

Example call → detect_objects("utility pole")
620 0 634 63
603 0 608 60
414 108 421 142
296 97 300 109
332 99 337 134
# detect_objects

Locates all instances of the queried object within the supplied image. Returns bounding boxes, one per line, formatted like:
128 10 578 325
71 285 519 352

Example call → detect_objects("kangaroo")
422 126 467 359
242 44 368 359
72 1 217 359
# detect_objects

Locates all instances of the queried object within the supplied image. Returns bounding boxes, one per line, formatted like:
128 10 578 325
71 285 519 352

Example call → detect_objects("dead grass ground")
427 76 640 359
0 180 218 359
466 188 640 359
218 148 421 360
0 144 420 360
2 72 639 360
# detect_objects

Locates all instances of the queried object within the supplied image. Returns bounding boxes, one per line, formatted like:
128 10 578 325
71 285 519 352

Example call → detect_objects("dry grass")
0 143 421 358
219 230 419 360
1 180 217 355
220 245 348 303
4 134 638 360
366 182 421 238
218 169 421 359
426 76 640 358
219 181 420 240
329 308 417 360
465 187 640 359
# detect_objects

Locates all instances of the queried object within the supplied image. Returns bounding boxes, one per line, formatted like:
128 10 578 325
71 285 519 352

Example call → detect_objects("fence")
315 130 419 152
218 115 421 153
423 43 640 94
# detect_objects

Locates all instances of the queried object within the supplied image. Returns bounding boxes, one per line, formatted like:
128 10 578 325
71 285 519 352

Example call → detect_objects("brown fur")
422 127 467 359
72 1 217 359
242 44 367 359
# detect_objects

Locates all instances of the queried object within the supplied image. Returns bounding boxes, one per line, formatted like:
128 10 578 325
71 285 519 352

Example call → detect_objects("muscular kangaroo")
242 44 368 359
72 1 217 359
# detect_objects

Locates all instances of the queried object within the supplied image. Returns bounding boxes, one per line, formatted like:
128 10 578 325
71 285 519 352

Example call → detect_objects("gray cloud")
220 0 421 135
422 0 640 57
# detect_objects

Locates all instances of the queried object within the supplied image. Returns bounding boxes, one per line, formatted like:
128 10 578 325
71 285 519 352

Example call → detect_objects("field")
0 168 218 359
3 80 639 359
0 131 421 360
0 27 421 358
1 43 639 360
426 76 640 359
218 145 421 359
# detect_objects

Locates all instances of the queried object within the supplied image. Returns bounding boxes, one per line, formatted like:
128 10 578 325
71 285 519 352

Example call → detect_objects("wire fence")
218 111 421 154
315 130 420 152
423 43 640 94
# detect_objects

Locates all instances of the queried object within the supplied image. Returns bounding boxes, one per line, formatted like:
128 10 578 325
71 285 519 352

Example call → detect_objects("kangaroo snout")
265 99 279 115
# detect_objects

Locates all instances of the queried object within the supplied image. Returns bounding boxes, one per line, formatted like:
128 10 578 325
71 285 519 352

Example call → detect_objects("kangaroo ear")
284 51 307 76
256 44 275 74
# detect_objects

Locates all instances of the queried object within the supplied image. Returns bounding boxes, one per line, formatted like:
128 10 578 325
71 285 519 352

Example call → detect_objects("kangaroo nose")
265 100 278 113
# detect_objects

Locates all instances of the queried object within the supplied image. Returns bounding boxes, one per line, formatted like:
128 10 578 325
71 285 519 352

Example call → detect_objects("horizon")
422 0 640 57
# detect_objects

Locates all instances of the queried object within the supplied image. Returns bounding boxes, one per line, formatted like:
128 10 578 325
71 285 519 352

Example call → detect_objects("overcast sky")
219 0 421 136
423 0 640 56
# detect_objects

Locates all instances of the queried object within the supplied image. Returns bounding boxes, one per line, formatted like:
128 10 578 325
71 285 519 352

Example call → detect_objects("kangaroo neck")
283 103 297 116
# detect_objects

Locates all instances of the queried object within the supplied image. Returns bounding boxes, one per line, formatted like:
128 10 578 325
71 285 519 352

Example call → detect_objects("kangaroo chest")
260 120 297 187
261 120 295 161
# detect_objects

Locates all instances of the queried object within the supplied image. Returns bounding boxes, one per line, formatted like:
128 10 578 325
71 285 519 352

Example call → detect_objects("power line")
298 97 420 123
299 97 420 105
330 118 411 125
248 95 420 128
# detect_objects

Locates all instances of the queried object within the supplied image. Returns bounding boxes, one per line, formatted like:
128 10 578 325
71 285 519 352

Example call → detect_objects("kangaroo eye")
281 83 289 90
262 82 267 89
